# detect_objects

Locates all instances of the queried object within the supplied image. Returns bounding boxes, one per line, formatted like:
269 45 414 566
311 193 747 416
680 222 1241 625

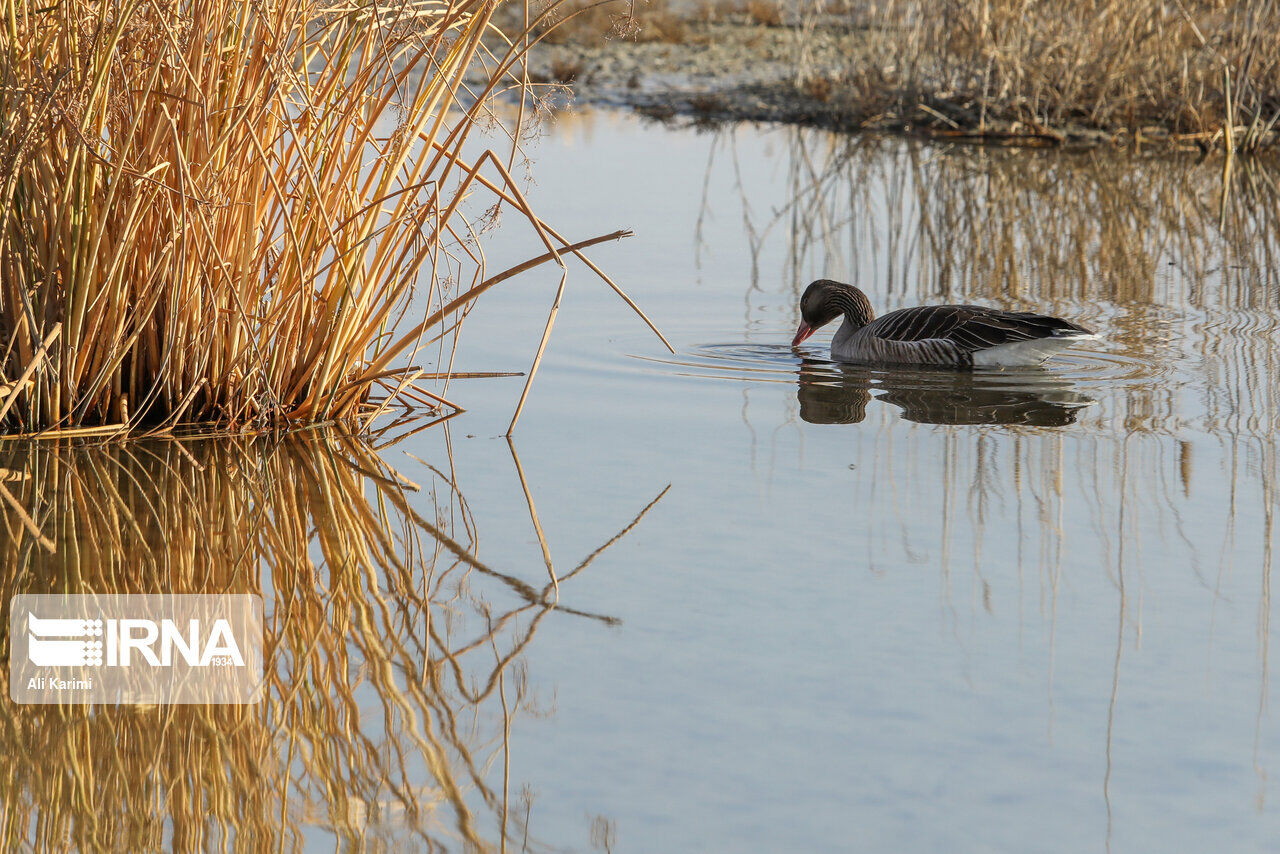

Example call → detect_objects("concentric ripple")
629 339 1161 427
635 339 1154 385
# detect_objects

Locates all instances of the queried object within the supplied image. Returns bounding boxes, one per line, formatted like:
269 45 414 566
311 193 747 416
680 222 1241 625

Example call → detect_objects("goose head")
791 280 875 347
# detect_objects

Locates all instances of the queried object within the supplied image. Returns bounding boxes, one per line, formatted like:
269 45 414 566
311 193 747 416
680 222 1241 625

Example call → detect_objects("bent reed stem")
0 0 654 436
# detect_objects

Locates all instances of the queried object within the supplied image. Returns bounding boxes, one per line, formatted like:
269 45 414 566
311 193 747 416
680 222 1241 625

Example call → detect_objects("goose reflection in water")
796 360 1095 427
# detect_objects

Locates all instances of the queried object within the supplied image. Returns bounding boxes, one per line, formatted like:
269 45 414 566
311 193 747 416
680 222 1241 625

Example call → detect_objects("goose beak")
791 321 815 348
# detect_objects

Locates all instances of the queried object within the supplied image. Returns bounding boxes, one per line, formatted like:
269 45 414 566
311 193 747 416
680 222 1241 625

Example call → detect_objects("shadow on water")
638 343 1096 427
796 360 1094 427
0 431 661 852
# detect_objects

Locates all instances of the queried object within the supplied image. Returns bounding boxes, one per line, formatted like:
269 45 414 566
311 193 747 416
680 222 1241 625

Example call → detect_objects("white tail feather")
972 333 1097 368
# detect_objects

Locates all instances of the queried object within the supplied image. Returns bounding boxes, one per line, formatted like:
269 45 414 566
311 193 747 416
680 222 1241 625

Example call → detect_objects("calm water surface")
4 110 1280 852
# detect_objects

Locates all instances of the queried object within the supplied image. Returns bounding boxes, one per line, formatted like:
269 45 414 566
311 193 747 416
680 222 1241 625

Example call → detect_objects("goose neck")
829 287 875 329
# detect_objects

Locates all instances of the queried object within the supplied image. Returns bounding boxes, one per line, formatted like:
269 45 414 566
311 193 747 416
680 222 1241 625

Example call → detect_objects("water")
4 110 1279 852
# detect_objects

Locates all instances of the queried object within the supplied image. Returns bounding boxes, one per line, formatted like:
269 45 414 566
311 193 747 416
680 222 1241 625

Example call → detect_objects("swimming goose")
791 280 1096 368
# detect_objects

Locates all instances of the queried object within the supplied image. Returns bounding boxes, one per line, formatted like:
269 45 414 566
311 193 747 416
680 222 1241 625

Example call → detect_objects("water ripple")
627 340 1154 427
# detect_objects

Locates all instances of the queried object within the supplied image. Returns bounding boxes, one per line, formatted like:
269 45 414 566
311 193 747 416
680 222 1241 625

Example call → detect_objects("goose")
791 280 1096 368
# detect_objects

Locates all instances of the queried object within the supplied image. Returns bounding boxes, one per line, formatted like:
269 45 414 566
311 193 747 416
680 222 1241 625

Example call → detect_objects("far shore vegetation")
529 0 1280 151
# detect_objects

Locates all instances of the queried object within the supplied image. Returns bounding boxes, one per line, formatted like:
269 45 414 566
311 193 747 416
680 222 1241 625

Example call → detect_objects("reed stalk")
0 0 644 435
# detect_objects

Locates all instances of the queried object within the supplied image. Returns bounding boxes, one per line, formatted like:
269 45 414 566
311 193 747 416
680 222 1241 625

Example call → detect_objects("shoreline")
516 14 1272 152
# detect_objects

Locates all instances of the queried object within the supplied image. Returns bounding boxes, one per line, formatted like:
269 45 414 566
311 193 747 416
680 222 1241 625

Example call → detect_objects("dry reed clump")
0 432 660 849
842 0 1280 148
0 1 660 437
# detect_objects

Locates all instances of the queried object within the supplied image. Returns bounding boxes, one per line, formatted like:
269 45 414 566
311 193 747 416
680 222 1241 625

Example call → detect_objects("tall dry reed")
0 0 652 437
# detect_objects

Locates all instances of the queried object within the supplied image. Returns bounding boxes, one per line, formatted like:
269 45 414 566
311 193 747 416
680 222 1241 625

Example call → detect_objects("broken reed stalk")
0 0 658 436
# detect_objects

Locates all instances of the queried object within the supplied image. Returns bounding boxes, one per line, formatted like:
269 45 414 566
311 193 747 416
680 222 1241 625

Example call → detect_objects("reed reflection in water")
642 118 1280 833
685 120 1280 549
0 431 659 851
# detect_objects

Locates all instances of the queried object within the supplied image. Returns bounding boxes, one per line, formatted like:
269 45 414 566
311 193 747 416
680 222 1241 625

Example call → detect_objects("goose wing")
865 305 1092 353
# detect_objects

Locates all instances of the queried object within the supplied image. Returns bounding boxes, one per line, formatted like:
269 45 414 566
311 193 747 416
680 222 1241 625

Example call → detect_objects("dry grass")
802 74 836 104
513 1 1279 149
840 0 1280 148
693 0 744 23
530 0 689 45
0 430 664 849
693 0 790 25
0 0 663 437
745 0 782 27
